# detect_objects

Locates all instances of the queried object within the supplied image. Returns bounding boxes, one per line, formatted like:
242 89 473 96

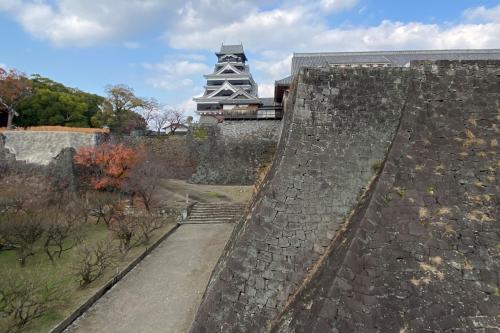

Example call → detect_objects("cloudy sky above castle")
1 0 499 115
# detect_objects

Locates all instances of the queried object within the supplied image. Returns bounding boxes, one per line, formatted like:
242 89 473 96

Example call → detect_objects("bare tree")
109 212 139 253
140 98 160 127
151 108 170 136
165 109 186 135
73 240 116 287
122 158 161 212
85 192 121 227
136 214 163 244
0 210 45 266
43 207 82 263
0 270 61 333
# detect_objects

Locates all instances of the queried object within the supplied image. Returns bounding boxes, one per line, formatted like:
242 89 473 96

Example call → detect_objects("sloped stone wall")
190 66 410 332
187 120 281 185
273 60 500 332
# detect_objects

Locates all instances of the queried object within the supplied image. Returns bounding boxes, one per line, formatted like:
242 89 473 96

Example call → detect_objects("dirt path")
67 223 234 333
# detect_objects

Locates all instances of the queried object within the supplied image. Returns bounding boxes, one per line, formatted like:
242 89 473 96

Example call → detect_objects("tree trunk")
6 107 14 129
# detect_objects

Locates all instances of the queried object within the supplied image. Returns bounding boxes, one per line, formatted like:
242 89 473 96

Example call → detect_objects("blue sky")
0 0 499 116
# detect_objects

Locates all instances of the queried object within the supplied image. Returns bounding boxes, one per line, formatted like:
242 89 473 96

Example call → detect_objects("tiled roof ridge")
293 48 500 57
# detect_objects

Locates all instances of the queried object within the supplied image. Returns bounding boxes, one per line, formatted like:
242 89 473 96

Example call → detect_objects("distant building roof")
291 49 500 74
217 44 245 55
275 75 293 85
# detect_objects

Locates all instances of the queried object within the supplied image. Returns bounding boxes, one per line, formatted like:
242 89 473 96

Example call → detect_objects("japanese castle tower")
194 44 280 122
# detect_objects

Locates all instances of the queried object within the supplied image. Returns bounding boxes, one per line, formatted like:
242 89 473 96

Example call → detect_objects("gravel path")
67 223 234 333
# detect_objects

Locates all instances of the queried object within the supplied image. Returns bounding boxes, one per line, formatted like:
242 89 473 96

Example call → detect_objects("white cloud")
143 59 210 91
169 6 323 52
175 96 199 118
320 0 358 13
464 4 500 23
170 3 500 53
311 20 500 51
0 0 21 11
15 2 113 47
0 0 179 47
124 41 141 49
255 54 292 80
258 83 275 98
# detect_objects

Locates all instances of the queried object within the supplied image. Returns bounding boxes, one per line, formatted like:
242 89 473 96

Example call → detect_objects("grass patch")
426 186 436 195
371 160 382 174
192 127 209 140
0 218 175 333
394 187 406 198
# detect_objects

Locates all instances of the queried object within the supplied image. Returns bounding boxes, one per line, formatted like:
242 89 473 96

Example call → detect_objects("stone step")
189 216 240 220
190 209 244 213
189 211 242 216
188 216 239 221
181 218 239 224
181 203 247 225
194 203 246 207
191 208 245 212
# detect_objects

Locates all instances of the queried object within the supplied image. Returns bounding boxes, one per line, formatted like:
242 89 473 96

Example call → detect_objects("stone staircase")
181 203 247 224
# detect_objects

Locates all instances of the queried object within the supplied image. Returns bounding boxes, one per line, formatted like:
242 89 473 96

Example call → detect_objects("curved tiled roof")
291 49 500 74
217 44 245 55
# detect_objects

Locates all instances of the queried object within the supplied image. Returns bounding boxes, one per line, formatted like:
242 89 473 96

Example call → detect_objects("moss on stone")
193 127 209 140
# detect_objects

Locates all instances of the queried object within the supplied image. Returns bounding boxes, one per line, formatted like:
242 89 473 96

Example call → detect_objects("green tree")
91 85 148 134
15 75 104 127
16 89 88 127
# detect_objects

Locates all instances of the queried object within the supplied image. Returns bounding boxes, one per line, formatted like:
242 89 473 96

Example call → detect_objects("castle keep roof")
194 44 280 120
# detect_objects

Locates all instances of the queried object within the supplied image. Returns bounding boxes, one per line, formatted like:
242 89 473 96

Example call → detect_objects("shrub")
43 207 83 263
136 213 163 244
121 158 161 213
74 143 139 190
73 240 116 287
85 191 121 227
0 210 46 266
109 212 139 253
0 269 61 333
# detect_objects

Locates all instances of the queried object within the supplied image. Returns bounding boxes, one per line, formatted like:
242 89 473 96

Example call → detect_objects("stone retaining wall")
274 60 500 332
191 61 500 332
1 131 102 165
187 120 281 185
191 66 411 331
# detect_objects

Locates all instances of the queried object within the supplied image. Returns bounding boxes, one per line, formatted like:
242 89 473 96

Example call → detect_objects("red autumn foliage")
0 67 32 128
74 143 140 190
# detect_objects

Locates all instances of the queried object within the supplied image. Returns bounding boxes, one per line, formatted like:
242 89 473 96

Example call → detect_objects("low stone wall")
1 131 102 165
187 120 281 185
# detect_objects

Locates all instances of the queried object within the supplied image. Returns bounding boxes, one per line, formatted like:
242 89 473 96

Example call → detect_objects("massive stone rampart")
273 60 500 332
187 120 281 185
191 66 411 331
191 61 499 332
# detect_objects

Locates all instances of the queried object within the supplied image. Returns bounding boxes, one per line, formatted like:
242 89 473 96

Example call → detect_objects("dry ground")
157 179 253 208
